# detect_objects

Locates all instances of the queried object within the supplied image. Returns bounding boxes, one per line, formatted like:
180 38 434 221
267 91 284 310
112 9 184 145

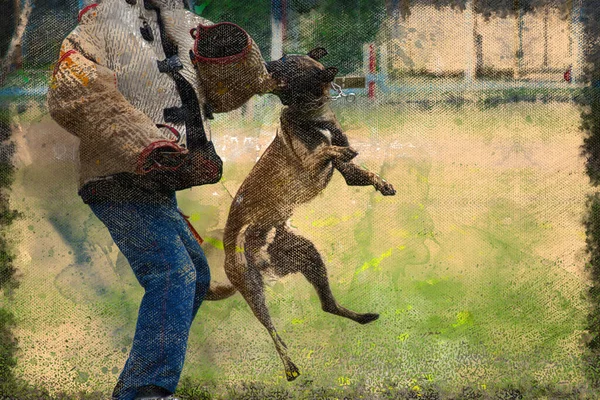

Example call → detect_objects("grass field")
1 99 594 398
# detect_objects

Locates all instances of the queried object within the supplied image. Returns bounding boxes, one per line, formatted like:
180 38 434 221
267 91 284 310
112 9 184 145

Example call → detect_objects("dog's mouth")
265 60 283 77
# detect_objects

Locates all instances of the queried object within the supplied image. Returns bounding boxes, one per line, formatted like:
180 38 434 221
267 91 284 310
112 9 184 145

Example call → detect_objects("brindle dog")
209 48 396 381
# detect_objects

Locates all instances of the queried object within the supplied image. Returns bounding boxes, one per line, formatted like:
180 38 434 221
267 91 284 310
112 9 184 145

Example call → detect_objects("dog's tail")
204 280 237 301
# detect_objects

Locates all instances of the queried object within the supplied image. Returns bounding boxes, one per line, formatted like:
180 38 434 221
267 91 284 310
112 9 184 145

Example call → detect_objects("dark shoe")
135 395 179 400
134 385 179 400
111 379 125 400
112 382 179 400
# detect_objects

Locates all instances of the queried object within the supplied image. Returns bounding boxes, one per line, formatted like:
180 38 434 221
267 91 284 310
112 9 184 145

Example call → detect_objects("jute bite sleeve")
47 36 182 187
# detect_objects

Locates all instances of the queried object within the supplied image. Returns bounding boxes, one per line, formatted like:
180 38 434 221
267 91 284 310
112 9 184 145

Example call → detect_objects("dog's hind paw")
285 363 301 381
356 313 379 324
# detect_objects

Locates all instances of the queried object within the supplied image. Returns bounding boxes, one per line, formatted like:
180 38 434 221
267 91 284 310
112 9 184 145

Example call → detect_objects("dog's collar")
286 102 329 117
287 96 330 113
306 98 329 111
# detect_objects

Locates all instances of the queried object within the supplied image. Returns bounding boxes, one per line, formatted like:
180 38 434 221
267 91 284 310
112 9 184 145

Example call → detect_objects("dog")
204 48 396 381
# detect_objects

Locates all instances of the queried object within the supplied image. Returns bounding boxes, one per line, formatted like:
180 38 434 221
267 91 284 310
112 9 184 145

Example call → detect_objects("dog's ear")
320 66 338 82
308 47 328 61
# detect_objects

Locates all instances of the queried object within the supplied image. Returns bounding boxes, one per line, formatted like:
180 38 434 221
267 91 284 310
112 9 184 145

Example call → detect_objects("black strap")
144 0 208 149
163 106 186 124
157 56 183 73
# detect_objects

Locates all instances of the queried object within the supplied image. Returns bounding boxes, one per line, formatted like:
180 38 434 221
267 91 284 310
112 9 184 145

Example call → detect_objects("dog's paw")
285 362 301 381
356 313 379 324
338 147 359 162
378 182 396 196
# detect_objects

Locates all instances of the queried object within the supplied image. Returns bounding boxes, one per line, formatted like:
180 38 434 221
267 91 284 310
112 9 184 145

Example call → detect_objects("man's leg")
175 212 211 318
89 200 208 400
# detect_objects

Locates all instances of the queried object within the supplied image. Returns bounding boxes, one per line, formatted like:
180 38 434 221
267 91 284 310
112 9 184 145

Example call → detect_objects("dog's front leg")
324 145 358 162
308 145 358 170
333 160 396 196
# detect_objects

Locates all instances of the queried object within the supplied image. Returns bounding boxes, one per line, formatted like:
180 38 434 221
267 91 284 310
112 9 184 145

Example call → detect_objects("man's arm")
47 34 185 174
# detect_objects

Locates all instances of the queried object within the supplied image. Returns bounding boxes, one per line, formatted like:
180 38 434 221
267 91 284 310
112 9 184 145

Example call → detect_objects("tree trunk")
12 0 22 70
514 0 524 79
464 0 476 83
0 0 32 87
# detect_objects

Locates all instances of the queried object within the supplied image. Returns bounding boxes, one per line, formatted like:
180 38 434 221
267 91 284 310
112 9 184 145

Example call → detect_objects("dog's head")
266 48 338 107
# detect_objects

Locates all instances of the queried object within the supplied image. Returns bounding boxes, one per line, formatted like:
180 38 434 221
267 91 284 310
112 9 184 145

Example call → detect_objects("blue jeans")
89 194 210 400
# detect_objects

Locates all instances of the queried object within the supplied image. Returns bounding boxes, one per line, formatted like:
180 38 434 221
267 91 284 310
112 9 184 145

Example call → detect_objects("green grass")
3 102 595 398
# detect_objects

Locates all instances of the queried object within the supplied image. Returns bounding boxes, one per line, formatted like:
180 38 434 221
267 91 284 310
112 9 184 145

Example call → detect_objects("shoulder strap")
144 1 208 149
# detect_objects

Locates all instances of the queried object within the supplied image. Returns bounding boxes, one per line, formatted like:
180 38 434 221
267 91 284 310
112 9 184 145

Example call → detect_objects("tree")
291 0 386 74
286 0 569 75
0 0 16 59
195 0 272 59
0 0 32 86
573 0 600 387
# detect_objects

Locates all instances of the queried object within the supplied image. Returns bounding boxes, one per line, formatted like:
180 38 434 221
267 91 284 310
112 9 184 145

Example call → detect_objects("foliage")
283 0 572 74
0 308 17 387
295 0 386 74
585 194 600 387
391 0 570 19
0 108 20 393
581 0 600 388
0 112 19 293
0 0 16 59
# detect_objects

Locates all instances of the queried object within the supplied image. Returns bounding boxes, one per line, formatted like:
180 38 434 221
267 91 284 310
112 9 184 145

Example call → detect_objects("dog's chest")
289 133 333 185
287 121 332 150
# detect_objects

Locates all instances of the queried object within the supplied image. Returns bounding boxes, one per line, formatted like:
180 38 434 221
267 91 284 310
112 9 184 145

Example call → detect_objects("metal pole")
571 0 583 83
368 43 376 100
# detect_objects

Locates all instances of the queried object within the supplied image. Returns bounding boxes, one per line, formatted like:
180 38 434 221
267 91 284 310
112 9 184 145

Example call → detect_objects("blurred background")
0 0 589 101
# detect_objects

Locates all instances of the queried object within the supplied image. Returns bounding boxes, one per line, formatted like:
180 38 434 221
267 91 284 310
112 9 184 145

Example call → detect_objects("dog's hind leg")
228 227 301 381
237 270 301 381
269 226 379 325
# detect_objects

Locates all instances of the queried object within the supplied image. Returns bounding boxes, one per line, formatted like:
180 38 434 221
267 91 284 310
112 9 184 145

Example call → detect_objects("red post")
282 0 287 42
368 43 376 100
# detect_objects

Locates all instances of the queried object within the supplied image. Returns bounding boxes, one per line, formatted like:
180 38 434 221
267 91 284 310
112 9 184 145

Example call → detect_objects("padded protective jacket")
47 0 216 189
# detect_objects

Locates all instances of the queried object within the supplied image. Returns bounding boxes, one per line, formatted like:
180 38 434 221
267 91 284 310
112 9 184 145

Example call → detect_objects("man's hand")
144 141 223 190
140 144 189 173
151 148 188 168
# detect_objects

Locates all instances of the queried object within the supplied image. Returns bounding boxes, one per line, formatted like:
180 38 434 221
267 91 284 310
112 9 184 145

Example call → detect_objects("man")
47 0 270 398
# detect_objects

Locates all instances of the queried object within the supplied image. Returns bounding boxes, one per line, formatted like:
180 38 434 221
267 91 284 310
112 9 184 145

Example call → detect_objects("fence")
383 3 585 83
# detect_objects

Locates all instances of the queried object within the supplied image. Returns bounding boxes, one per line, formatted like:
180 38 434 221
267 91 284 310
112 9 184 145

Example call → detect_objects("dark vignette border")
0 0 599 398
